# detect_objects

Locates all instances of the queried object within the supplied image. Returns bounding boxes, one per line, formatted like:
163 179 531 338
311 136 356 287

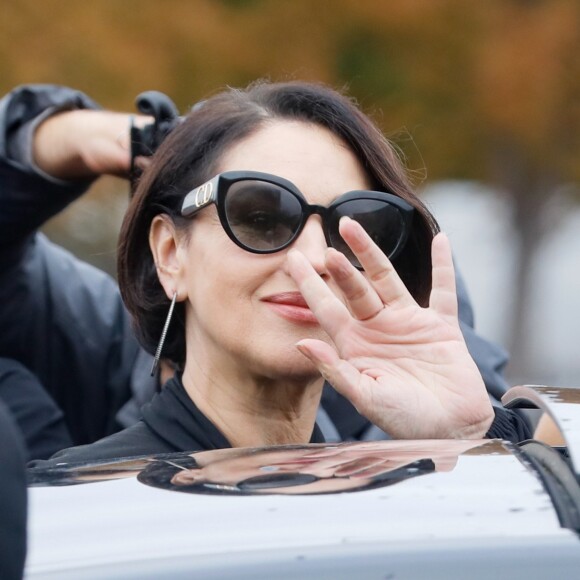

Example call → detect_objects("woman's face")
178 120 372 381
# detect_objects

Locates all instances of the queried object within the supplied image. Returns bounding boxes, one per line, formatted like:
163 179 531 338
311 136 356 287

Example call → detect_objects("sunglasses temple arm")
181 175 220 217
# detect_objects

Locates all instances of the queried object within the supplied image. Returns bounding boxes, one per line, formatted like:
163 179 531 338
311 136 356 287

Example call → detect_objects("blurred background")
2 0 579 386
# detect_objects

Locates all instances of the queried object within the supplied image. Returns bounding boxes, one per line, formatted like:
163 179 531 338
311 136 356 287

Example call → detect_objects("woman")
32 80 518 466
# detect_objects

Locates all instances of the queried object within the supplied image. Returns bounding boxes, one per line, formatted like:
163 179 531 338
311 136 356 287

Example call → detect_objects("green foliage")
1 0 578 188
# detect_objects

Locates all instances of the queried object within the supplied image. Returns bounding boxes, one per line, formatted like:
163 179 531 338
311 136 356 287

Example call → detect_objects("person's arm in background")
0 85 154 446
0 84 101 245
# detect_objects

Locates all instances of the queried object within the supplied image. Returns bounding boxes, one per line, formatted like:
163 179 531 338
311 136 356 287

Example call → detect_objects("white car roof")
25 436 580 579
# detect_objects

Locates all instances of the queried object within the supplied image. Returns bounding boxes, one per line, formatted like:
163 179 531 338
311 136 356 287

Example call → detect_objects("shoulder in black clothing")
27 421 174 469
28 375 233 468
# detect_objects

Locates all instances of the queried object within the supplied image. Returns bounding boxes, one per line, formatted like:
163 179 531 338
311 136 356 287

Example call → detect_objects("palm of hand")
336 303 488 439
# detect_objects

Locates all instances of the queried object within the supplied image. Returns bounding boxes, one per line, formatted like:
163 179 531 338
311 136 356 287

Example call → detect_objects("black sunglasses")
181 171 414 269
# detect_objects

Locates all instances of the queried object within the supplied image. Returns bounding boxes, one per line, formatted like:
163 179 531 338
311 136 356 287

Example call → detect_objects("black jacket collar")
142 374 325 452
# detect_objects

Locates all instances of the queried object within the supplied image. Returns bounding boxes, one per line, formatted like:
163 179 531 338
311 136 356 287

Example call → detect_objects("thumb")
296 339 363 405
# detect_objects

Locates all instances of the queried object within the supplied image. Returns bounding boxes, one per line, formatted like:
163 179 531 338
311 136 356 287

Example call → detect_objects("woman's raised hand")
287 217 494 440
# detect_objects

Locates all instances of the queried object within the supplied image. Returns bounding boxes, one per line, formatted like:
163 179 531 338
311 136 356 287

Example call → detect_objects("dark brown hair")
118 80 439 366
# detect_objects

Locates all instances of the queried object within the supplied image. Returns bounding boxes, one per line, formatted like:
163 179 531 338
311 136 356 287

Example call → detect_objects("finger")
286 250 352 338
325 248 384 321
431 455 459 472
303 448 344 459
133 156 152 171
295 339 364 407
347 459 409 479
333 457 394 478
428 233 458 319
338 217 416 307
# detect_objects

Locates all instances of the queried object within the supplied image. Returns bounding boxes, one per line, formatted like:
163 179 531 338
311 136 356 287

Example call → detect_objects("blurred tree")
330 0 580 379
1 0 578 378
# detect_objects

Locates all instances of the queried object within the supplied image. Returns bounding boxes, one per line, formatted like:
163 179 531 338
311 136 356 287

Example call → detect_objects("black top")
28 372 530 471
29 375 326 468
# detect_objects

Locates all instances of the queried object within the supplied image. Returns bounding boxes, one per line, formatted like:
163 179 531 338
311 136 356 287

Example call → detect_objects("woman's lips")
262 292 319 325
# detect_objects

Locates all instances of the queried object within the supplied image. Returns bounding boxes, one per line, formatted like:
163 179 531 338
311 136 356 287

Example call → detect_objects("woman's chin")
253 350 323 383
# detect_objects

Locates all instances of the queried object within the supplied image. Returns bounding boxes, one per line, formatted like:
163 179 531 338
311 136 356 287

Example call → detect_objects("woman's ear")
149 215 187 300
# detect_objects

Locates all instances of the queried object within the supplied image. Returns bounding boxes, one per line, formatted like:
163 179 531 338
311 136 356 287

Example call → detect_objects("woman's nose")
291 216 329 277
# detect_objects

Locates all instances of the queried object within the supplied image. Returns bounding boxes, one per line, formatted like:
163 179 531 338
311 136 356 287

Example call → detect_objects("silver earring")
150 292 177 377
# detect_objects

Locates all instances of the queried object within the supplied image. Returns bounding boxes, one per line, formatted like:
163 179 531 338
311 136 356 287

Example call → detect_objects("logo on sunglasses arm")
194 182 214 208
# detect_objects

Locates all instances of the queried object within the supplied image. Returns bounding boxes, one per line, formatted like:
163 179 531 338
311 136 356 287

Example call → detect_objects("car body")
25 386 580 579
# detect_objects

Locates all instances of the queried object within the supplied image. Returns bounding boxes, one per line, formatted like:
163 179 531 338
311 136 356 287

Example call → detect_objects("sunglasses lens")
224 181 303 251
329 199 407 268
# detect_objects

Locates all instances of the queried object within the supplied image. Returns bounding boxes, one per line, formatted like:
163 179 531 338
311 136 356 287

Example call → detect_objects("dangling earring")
150 292 177 377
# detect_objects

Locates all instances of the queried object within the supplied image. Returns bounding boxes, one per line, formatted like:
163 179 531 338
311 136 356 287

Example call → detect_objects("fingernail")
288 249 307 266
295 342 311 359
287 250 309 280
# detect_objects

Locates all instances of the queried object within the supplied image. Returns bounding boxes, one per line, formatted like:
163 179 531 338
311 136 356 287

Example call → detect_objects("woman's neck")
180 357 324 448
